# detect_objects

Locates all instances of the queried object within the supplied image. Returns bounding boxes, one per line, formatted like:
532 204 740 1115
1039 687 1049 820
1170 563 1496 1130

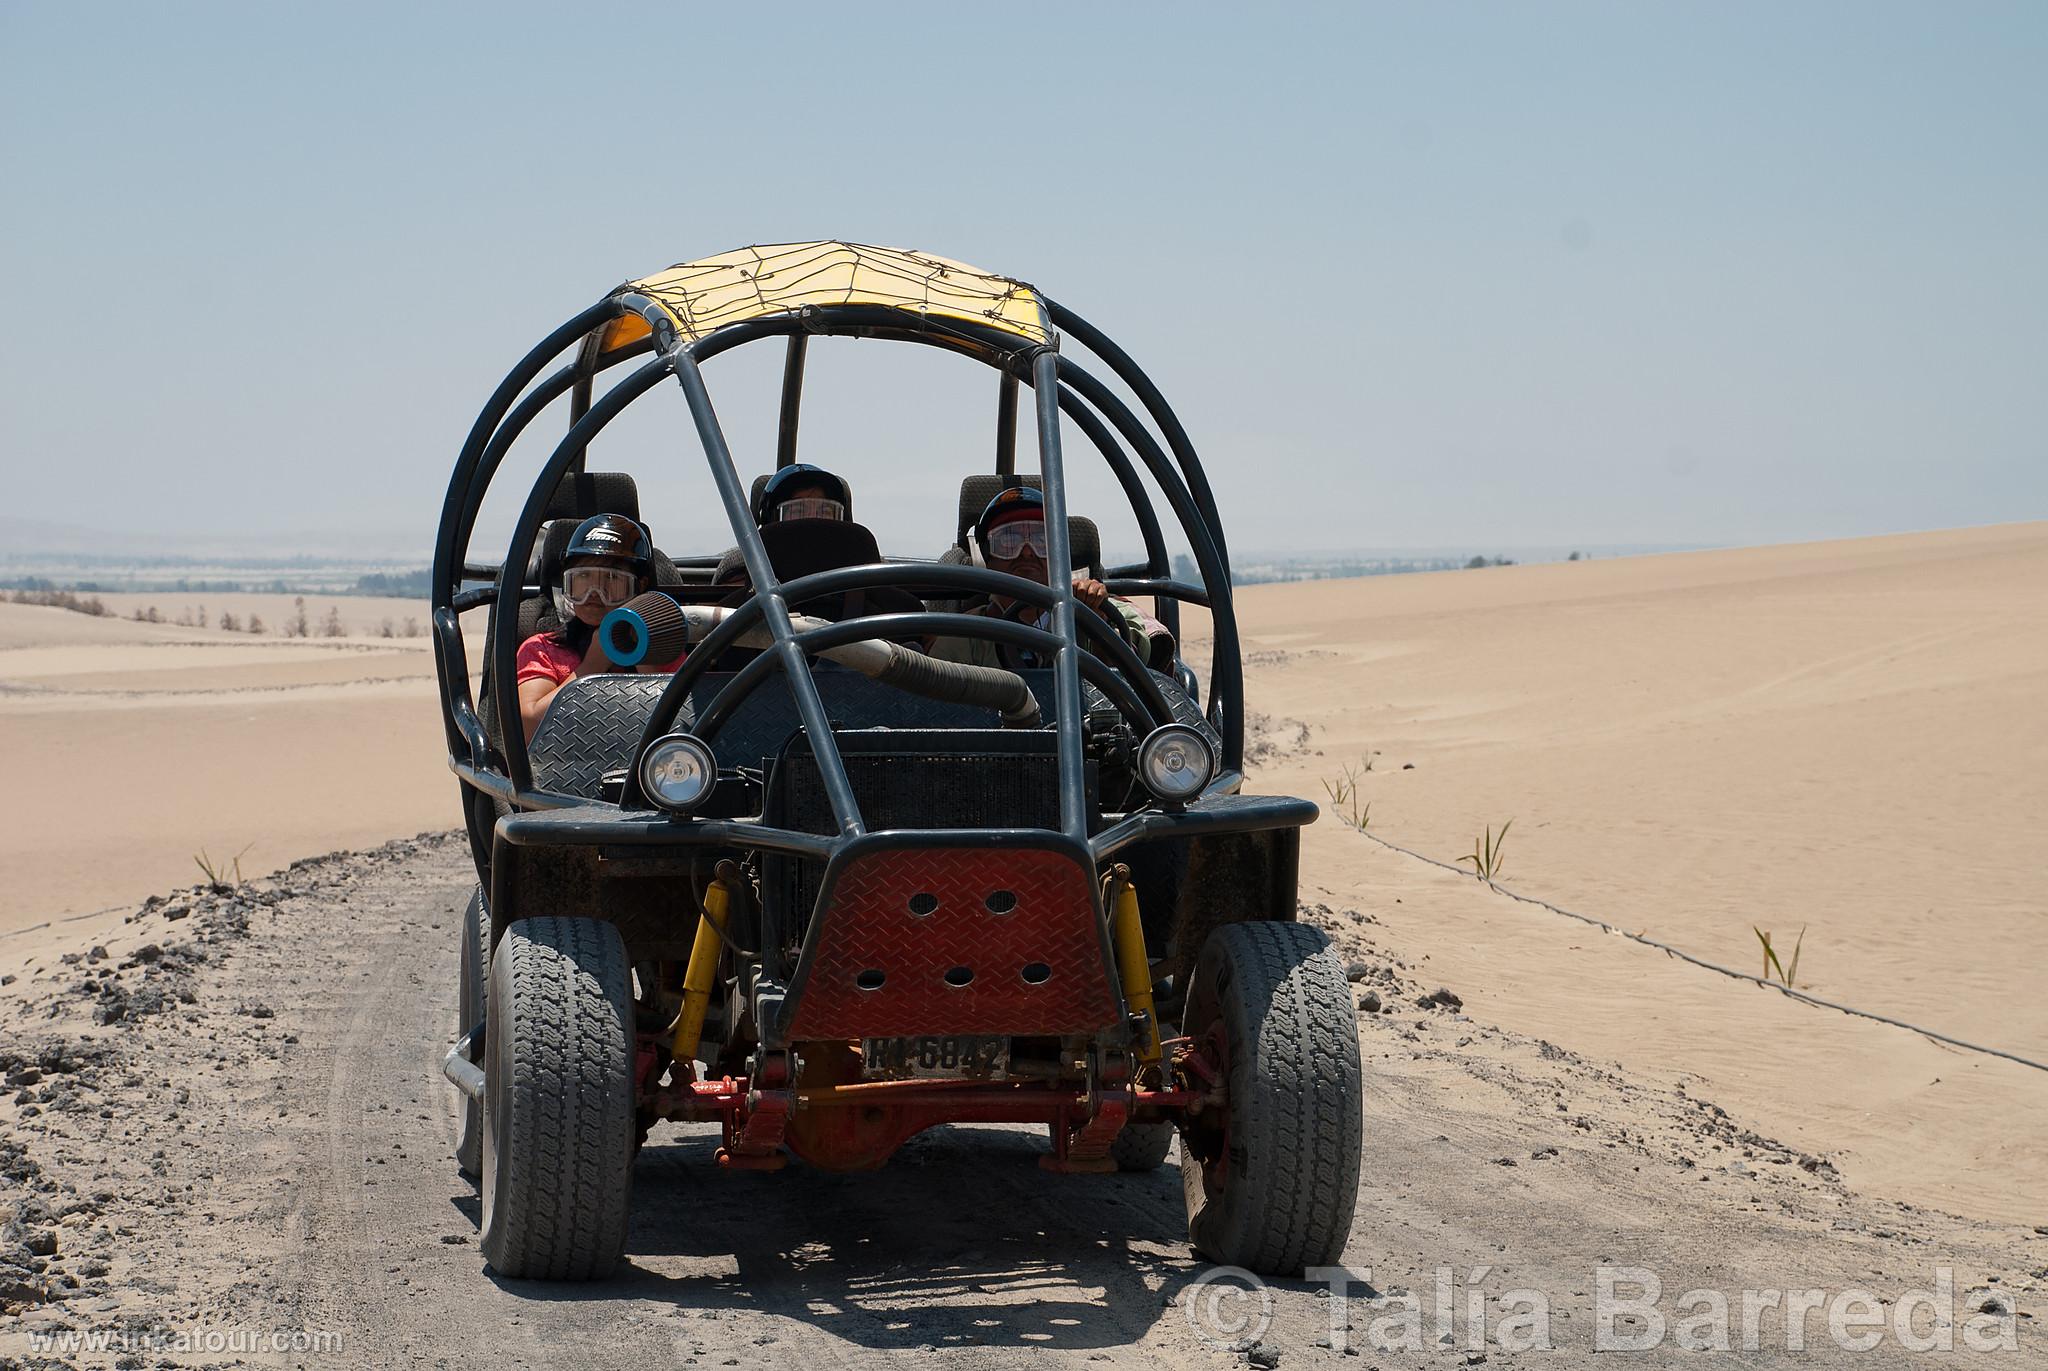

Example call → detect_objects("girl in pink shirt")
515 514 681 741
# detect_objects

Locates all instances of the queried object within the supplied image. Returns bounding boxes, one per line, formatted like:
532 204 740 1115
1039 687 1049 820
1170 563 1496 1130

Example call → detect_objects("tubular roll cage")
428 289 1254 862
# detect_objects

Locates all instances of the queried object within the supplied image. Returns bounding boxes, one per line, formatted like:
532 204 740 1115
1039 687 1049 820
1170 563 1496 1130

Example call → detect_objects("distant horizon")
7 510 2043 578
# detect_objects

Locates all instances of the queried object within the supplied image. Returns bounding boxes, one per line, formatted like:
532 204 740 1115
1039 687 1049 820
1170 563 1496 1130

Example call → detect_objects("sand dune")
0 598 478 931
1201 521 2047 1223
3 524 2042 1230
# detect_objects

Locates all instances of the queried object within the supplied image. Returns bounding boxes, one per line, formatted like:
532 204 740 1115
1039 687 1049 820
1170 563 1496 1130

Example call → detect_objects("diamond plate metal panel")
1081 669 1218 754
784 847 1121 1040
527 675 670 798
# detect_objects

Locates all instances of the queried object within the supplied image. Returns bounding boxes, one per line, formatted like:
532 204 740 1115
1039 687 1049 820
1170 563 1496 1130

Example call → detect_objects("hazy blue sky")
2 2 2043 561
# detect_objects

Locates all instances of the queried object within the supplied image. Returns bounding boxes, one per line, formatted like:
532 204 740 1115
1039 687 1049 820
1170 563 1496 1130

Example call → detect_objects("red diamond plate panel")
784 847 1121 1039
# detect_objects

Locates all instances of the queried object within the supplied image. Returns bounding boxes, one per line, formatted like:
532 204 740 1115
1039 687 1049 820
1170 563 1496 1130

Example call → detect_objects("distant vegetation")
1177 551 1502 586
1173 550 1596 585
350 568 434 597
7 586 111 616
2 558 434 598
7 584 420 638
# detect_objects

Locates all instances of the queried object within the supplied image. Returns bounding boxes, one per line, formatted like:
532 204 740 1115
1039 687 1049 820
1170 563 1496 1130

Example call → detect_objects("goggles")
984 519 1048 561
773 497 845 523
560 564 639 607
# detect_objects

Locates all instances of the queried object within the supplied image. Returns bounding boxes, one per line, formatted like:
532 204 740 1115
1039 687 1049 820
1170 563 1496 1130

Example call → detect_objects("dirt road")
1 837 2034 1368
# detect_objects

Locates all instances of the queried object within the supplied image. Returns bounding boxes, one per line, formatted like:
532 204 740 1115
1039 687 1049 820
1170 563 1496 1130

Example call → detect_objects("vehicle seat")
945 474 1104 577
939 475 1178 670
480 470 680 750
711 519 924 627
510 473 684 641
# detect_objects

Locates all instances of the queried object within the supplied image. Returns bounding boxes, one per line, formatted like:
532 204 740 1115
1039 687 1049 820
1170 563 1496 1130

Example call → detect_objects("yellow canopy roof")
597 241 1049 355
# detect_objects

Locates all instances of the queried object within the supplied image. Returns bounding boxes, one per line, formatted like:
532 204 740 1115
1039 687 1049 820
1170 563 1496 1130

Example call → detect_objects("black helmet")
561 513 652 578
755 464 852 524
975 483 1045 548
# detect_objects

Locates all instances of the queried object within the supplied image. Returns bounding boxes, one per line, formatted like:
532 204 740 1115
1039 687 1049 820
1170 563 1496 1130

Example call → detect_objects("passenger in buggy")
714 464 925 634
514 513 681 741
930 485 1165 670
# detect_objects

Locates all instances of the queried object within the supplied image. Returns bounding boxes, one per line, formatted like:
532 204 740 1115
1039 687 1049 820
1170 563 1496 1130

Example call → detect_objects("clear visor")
773 497 845 523
560 564 638 607
985 519 1048 560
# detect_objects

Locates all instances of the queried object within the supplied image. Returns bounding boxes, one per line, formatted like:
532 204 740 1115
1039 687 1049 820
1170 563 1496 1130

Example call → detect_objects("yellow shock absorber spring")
672 866 734 1064
1109 864 1162 1066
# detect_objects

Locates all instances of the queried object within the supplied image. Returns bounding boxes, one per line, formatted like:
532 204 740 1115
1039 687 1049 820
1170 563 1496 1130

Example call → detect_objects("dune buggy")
430 242 1362 1280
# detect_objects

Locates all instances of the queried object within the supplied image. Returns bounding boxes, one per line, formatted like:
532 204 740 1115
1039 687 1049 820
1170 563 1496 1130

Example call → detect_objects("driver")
930 486 1157 669
515 513 681 742
752 463 851 526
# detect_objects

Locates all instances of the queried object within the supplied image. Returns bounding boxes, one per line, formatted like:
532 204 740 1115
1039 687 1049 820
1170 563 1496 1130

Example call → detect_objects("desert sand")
3 836 2029 1367
1194 520 2048 1225
6 527 2042 1227
0 594 474 934
1 524 2041 1361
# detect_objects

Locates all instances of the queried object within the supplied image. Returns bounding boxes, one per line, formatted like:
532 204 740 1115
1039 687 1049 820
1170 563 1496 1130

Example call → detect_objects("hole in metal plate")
1020 962 1051 985
943 966 974 988
908 892 939 917
855 969 886 991
984 889 1017 914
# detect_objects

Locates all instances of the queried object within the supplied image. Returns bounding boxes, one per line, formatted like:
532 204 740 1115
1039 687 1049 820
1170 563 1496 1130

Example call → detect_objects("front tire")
1178 920 1363 1275
480 917 635 1280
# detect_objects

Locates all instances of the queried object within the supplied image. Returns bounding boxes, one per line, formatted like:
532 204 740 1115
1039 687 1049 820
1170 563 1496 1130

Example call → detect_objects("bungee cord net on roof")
599 241 1052 355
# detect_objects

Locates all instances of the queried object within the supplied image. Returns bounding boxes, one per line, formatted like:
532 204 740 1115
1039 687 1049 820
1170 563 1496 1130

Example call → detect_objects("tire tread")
481 916 634 1280
1182 920 1363 1274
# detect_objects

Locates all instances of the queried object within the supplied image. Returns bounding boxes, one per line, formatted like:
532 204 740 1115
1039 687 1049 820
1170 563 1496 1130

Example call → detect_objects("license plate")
861 1034 1009 1080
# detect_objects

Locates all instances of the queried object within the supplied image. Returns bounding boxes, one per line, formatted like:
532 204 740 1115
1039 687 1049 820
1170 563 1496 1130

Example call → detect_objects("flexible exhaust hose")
600 594 1041 728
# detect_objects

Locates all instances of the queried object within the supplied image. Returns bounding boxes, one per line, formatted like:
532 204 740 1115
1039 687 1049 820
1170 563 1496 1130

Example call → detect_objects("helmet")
755 464 851 524
552 513 652 621
561 513 652 577
975 484 1045 554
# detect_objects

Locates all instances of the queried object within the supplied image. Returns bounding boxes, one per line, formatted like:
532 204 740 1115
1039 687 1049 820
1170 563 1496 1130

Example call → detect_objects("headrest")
1067 517 1102 578
523 518 582 586
953 474 1101 575
956 474 1041 547
516 589 555 642
712 519 883 590
544 470 639 523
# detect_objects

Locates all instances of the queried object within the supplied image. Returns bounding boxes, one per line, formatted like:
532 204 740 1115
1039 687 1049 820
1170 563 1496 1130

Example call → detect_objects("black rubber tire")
1178 920 1363 1275
480 917 635 1281
1110 1120 1176 1172
455 886 489 1177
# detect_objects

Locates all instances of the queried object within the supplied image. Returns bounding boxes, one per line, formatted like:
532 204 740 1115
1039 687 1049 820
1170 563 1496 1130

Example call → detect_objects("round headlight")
637 733 717 814
1137 724 1213 802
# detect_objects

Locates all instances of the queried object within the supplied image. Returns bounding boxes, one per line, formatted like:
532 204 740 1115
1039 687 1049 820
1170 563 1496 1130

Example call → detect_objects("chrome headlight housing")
1136 723 1213 803
637 733 717 814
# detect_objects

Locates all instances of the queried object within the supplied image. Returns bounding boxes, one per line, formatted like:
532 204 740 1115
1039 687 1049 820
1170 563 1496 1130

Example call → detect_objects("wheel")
480 916 635 1280
1110 1120 1176 1172
455 886 489 1177
1178 920 1362 1275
